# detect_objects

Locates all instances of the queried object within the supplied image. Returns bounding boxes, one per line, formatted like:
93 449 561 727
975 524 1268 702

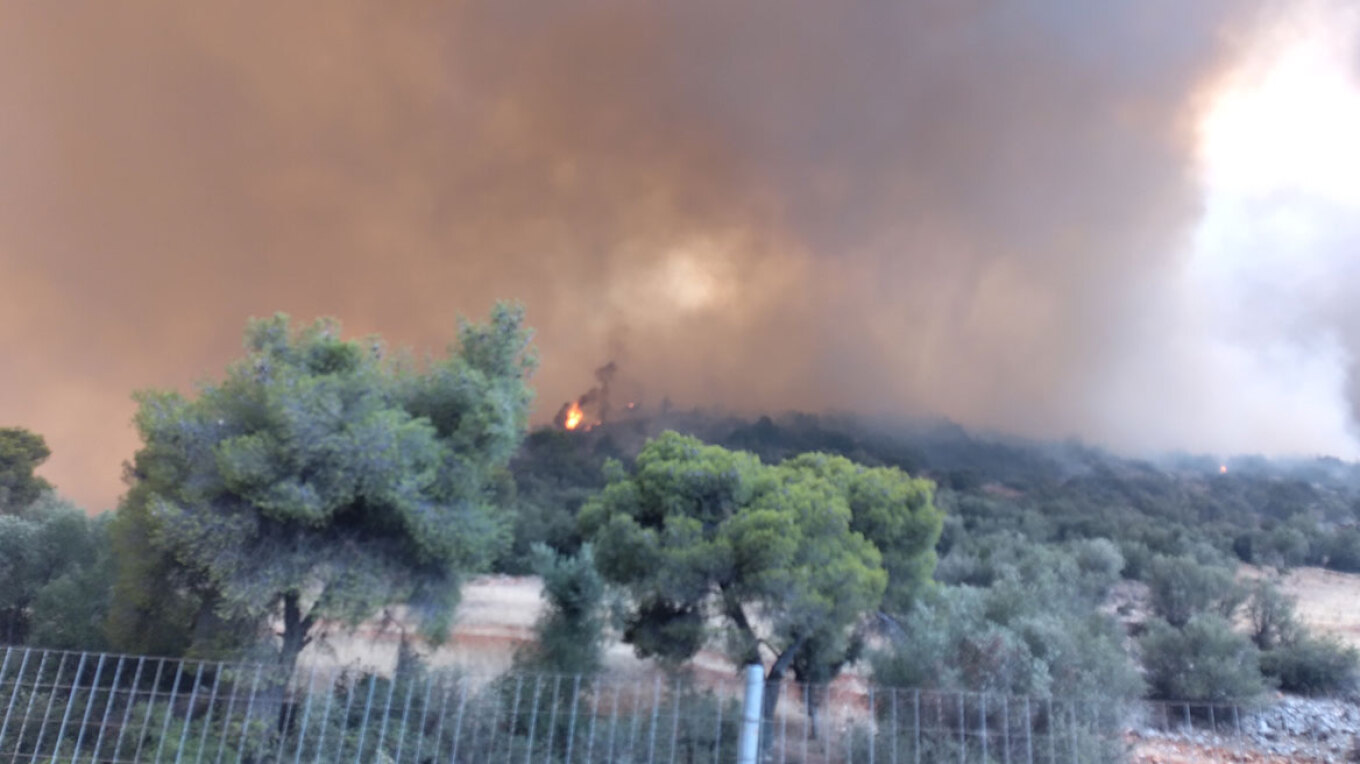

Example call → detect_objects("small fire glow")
1220 464 1228 474
564 401 585 431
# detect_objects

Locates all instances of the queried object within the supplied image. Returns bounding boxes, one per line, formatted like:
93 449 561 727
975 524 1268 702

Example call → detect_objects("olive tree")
115 304 534 674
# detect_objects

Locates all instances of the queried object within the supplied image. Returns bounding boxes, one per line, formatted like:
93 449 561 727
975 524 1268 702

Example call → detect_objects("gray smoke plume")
5 0 1356 510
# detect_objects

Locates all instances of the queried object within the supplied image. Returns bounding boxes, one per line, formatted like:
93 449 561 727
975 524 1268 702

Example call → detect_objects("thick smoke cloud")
2 0 1347 509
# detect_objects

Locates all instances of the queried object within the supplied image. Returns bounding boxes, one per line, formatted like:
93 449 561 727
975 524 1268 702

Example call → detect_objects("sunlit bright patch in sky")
1199 26 1360 204
1181 1 1360 458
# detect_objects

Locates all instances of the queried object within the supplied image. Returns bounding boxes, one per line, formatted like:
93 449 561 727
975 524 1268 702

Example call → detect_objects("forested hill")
506 410 1360 576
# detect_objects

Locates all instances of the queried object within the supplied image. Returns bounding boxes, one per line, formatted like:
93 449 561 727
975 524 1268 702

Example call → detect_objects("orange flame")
564 401 584 430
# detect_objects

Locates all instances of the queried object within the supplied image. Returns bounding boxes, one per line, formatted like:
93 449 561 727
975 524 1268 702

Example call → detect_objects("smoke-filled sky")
4 0 1360 510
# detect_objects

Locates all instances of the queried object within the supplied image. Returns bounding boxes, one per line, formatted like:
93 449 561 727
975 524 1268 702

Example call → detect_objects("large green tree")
111 304 534 674
580 432 941 724
0 494 111 648
0 427 53 513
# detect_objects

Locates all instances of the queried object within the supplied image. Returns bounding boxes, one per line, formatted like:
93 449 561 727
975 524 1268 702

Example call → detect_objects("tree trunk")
760 635 807 756
279 591 312 678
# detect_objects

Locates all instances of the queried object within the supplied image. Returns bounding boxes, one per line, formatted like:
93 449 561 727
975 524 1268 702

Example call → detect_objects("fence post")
737 664 764 764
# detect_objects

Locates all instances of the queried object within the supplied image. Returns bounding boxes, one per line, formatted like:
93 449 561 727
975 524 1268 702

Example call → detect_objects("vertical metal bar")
423 676 449 763
271 681 297 764
290 664 320 764
373 670 399 759
310 668 339 764
409 673 436 764
1002 695 1010 764
845 694 854 764
1047 699 1055 764
523 676 543 764
585 678 600 764
447 679 469 763
232 663 264 764
152 659 187 764
425 676 449 762
114 656 151 762
669 678 681 764
802 684 810 764
193 663 227 764
351 672 379 764
1024 696 1032 764
0 648 34 754
823 685 831 763
32 651 73 761
494 675 520 763
890 688 898 764
778 698 787 764
980 693 987 763
171 661 207 763
866 686 875 764
545 674 562 763
913 690 921 764
211 663 243 764
333 671 358 762
626 679 642 761
70 652 108 763
605 680 620 763
1233 703 1242 757
393 669 418 764
1067 703 1077 764
47 651 90 762
647 675 662 764
955 693 965 764
565 676 582 764
91 654 128 764
712 685 723 764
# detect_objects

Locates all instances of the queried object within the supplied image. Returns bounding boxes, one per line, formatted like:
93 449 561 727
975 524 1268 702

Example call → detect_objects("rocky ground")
1131 696 1360 763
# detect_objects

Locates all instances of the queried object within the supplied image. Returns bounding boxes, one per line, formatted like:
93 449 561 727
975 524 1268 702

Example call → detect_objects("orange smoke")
564 401 585 430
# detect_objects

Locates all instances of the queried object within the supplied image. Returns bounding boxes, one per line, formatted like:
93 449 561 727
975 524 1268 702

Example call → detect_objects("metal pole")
232 663 263 764
152 659 186 764
409 674 436 764
373 669 399 758
736 664 764 764
291 665 320 764
69 652 107 763
351 672 379 764
172 661 207 763
523 675 543 764
114 656 151 762
392 670 418 764
210 663 241 764
32 651 73 761
447 679 469 762
0 648 33 754
564 676 582 764
91 654 128 764
46 651 89 761
310 669 339 764
544 674 562 761
193 662 227 764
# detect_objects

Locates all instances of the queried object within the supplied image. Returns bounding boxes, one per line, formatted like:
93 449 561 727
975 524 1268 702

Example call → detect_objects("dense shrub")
1144 554 1244 628
1261 636 1359 695
1140 614 1266 702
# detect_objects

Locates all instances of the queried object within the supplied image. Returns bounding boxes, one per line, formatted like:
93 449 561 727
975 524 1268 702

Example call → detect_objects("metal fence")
0 645 1188 762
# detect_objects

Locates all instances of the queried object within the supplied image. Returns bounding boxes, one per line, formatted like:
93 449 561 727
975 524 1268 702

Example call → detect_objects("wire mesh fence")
0 645 1245 762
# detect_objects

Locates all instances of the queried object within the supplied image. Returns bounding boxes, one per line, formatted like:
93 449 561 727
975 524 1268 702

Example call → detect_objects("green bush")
1140 614 1266 702
1144 554 1244 628
1261 635 1359 695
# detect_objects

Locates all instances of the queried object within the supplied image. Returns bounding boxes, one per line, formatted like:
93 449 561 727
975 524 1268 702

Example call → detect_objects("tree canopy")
0 427 53 513
580 431 942 703
112 303 534 671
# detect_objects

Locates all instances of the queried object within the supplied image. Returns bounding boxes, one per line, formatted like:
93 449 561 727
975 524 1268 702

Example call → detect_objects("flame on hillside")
564 401 585 431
